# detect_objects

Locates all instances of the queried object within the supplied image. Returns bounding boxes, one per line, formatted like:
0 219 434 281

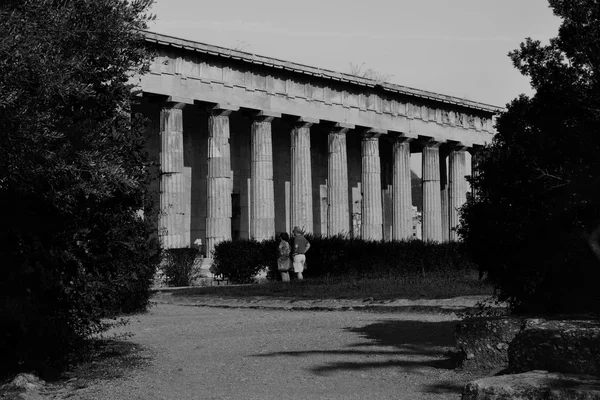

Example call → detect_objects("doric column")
327 123 352 236
469 148 480 200
449 145 468 241
290 119 313 233
422 141 443 242
392 137 413 241
361 131 383 240
206 105 237 255
250 113 277 241
440 148 449 242
159 105 185 249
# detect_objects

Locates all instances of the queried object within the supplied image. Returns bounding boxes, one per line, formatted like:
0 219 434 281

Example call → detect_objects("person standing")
290 226 310 281
277 232 292 282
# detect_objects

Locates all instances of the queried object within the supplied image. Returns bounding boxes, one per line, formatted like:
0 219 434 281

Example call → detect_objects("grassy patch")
173 270 493 301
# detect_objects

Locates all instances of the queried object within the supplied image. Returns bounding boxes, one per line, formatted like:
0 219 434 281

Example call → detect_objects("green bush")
212 240 273 284
0 0 157 377
213 235 475 283
458 1 600 315
162 248 201 287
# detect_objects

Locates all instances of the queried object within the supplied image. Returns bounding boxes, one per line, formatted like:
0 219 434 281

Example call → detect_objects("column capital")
207 103 239 117
360 127 386 140
292 117 318 129
296 116 320 124
389 133 414 144
447 141 470 152
165 95 194 109
251 110 281 123
468 144 484 156
328 122 354 135
420 138 444 149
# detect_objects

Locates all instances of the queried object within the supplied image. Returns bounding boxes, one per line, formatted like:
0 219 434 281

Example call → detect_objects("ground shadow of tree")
40 339 153 398
254 319 478 395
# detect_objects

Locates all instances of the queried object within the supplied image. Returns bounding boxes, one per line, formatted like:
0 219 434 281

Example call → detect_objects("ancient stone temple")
132 32 501 255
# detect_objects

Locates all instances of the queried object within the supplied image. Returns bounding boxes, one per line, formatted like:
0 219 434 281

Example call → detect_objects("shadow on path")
255 319 461 375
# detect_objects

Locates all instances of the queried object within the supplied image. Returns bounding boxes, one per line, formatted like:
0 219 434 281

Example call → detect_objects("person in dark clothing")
290 226 310 281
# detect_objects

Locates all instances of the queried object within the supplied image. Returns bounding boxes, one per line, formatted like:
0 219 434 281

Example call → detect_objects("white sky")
147 0 561 173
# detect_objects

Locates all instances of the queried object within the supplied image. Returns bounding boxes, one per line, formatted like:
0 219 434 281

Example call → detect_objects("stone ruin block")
455 316 525 371
509 319 600 377
462 370 600 400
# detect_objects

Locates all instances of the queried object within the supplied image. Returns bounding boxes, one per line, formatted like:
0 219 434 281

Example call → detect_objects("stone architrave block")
462 370 600 400
455 317 525 371
509 320 600 377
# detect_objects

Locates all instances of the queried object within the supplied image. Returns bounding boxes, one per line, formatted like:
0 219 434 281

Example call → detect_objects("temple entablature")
137 32 501 149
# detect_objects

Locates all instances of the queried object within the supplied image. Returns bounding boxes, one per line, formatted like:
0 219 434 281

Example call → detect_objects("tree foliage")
459 0 600 314
0 0 160 375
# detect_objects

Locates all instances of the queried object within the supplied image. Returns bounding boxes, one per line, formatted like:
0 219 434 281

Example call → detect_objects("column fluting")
206 108 233 255
440 148 449 242
392 137 413 241
159 106 185 249
250 115 275 241
327 125 350 236
361 133 383 240
449 146 467 241
290 121 313 233
422 142 443 242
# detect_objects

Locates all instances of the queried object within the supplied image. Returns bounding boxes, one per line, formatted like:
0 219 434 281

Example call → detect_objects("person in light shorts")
290 226 310 281
277 232 292 282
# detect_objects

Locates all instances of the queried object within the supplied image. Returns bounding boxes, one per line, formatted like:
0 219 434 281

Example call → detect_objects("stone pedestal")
250 115 275 241
159 106 185 248
327 124 351 236
290 120 313 233
361 133 383 240
206 107 234 255
422 142 443 242
392 138 413 241
449 147 467 241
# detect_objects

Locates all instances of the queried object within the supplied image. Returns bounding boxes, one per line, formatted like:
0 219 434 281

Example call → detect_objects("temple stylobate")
132 31 502 255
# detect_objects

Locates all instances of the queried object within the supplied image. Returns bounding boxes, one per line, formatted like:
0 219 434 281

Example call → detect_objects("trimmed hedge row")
213 235 476 283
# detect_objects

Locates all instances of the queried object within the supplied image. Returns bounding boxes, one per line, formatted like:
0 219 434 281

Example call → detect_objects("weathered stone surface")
448 147 467 241
422 142 443 242
456 316 525 371
509 320 600 377
392 138 412 240
462 370 600 400
360 133 383 240
327 127 350 236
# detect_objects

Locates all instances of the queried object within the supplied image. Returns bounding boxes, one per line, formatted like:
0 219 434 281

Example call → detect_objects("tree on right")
458 0 600 315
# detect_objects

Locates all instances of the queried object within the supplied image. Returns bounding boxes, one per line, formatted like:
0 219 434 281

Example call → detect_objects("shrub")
162 248 201 287
212 240 272 284
0 0 157 377
458 1 600 315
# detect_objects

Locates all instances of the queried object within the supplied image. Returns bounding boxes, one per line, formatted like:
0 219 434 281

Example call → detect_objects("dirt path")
42 302 485 400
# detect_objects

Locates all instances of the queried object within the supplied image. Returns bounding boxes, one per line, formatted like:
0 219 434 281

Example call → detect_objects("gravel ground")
40 300 488 400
